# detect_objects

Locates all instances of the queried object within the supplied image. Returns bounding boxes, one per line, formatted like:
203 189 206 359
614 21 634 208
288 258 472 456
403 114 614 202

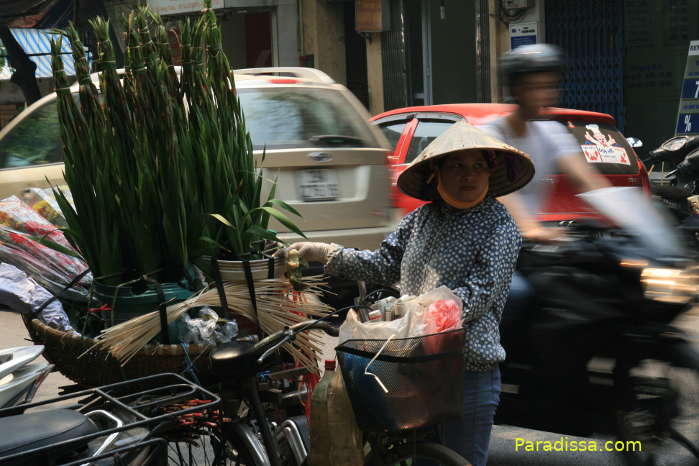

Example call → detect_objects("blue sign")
676 112 699 134
676 40 699 136
511 35 536 49
510 23 537 50
681 78 699 99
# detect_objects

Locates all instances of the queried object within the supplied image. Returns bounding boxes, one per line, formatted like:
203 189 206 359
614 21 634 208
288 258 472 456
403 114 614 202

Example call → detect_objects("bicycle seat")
0 408 98 463
211 341 258 377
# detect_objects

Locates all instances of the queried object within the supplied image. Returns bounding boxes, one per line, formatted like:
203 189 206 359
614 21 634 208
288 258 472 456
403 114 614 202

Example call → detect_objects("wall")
366 33 383 114
623 0 699 155
489 0 545 102
221 11 247 68
429 0 477 104
276 0 299 66
300 0 347 84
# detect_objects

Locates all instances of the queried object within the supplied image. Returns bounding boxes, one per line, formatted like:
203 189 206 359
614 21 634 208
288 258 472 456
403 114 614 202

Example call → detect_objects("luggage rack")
0 372 220 464
59 438 167 466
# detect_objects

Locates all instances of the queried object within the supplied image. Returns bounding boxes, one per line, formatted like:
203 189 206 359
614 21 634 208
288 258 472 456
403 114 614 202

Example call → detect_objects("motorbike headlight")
662 136 689 152
640 267 699 304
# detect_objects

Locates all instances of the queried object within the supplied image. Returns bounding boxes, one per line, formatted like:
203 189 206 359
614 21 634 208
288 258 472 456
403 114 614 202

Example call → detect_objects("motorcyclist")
480 44 614 433
481 43 611 242
480 44 613 325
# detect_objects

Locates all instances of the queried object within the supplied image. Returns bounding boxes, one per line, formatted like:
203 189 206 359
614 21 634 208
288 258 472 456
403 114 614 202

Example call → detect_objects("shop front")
147 0 299 69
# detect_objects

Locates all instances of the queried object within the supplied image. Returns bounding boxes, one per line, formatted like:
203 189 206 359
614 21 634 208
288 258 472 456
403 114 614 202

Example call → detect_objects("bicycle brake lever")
257 332 293 365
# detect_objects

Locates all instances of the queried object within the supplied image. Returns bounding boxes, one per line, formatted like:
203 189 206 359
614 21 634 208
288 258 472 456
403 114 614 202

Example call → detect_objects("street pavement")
3 309 699 464
1 311 72 405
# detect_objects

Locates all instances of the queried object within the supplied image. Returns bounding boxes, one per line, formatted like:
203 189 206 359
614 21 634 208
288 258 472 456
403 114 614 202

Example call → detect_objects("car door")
373 113 416 209
0 96 65 200
376 113 462 214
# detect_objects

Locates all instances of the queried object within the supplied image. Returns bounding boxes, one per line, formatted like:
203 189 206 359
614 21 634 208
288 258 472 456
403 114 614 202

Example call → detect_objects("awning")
6 28 87 77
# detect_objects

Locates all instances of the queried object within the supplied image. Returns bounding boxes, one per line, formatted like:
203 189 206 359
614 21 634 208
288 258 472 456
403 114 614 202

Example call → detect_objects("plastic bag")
0 226 90 298
308 367 364 466
424 298 462 334
20 187 70 227
178 307 239 345
338 286 463 344
0 263 77 334
0 196 90 298
0 195 72 249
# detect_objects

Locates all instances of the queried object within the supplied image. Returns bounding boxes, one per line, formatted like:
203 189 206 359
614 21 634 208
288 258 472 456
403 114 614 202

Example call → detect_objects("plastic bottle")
309 360 364 466
309 360 335 466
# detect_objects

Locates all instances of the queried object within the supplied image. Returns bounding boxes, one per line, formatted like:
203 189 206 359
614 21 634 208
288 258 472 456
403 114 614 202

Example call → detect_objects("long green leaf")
254 207 307 239
264 198 302 218
210 213 235 229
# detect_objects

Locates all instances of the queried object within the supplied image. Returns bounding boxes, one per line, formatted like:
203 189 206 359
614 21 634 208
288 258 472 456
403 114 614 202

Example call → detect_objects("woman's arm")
324 208 419 287
451 220 522 323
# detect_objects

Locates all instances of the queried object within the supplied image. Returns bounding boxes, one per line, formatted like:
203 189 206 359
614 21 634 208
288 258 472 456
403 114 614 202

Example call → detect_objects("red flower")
425 299 461 334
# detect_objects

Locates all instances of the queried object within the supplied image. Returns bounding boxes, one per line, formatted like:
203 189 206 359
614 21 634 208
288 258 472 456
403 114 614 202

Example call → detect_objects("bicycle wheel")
365 441 471 466
166 426 258 466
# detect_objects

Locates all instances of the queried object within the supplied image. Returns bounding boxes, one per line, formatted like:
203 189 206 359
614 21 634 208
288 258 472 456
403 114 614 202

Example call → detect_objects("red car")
371 104 650 222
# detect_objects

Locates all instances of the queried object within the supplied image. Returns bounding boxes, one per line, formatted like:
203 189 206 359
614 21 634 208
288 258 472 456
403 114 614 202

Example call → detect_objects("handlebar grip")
312 321 339 337
253 319 339 365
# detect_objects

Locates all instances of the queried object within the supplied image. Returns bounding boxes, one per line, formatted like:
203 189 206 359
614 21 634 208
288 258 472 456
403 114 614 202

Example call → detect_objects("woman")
288 120 534 466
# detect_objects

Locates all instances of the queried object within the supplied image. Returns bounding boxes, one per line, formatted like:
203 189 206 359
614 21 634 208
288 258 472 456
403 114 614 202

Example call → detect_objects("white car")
0 67 395 250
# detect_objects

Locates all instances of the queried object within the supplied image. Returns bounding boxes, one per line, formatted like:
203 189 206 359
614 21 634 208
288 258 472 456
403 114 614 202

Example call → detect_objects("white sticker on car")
580 124 631 165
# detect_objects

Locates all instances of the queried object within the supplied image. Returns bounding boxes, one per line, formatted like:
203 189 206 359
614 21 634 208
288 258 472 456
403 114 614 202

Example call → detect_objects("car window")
377 121 407 152
405 120 454 164
0 100 64 169
562 120 639 175
237 88 378 150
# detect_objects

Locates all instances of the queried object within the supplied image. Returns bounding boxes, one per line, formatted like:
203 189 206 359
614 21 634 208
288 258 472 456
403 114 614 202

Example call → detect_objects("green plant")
50 2 303 286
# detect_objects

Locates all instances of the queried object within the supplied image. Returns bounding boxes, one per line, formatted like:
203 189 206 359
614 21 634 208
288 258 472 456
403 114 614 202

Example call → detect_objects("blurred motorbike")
643 135 699 223
498 187 699 466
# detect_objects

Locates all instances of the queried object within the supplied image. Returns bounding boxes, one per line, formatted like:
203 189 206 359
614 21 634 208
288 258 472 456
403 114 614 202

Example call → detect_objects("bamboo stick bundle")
90 276 333 372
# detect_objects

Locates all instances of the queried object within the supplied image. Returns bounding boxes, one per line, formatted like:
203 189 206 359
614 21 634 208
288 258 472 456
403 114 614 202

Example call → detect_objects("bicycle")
205 314 471 466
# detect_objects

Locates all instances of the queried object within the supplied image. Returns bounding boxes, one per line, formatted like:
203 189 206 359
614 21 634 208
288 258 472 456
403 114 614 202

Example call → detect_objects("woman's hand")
276 242 338 265
523 226 566 243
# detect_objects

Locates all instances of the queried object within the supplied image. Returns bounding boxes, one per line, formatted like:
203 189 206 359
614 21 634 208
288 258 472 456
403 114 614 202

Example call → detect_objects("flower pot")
94 280 194 326
210 255 287 283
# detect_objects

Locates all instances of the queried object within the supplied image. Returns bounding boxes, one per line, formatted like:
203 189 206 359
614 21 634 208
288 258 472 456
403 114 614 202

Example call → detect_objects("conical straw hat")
397 120 535 200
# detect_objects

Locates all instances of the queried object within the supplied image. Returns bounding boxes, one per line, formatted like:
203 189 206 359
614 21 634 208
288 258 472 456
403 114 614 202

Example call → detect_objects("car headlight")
640 267 699 304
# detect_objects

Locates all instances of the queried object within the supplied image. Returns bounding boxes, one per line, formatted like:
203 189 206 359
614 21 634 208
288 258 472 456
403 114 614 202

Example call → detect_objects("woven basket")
23 317 216 388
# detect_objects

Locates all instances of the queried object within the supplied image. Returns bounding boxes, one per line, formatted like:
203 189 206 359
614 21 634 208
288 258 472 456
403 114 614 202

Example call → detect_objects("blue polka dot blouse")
325 197 521 371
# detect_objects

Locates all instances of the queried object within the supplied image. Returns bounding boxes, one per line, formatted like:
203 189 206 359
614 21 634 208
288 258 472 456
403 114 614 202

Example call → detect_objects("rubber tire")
364 441 471 466
166 431 258 466
617 342 699 466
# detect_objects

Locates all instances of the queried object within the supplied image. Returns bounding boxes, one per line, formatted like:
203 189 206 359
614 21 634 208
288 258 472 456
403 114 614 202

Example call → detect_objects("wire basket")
335 328 465 433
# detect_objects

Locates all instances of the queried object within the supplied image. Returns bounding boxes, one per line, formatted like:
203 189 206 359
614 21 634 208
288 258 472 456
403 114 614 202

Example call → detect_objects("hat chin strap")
437 172 489 210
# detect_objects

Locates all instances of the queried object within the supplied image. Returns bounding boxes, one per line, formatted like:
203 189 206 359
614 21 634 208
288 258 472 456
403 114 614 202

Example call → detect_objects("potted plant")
50 2 304 323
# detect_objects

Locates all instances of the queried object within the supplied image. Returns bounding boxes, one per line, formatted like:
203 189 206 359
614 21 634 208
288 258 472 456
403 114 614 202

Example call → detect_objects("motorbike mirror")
626 137 643 148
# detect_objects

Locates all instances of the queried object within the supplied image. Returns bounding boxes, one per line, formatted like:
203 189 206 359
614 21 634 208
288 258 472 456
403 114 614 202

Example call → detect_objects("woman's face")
438 151 492 203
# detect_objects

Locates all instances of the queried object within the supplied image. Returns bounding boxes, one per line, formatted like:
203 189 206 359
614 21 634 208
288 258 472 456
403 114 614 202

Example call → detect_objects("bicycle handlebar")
253 320 339 365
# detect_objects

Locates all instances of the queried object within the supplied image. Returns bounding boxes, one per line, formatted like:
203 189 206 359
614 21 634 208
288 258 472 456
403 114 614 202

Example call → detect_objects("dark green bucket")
94 280 194 328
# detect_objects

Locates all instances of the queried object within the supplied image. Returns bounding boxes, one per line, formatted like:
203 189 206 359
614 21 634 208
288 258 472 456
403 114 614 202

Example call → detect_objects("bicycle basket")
335 328 465 433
